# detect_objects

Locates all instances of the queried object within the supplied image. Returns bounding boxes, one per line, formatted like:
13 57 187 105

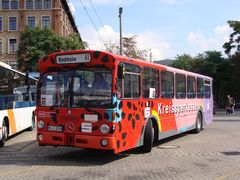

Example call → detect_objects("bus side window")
197 78 204 98
175 73 186 99
161 71 174 98
142 67 159 98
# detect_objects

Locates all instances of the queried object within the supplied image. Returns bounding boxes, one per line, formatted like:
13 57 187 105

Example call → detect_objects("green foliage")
223 20 240 56
170 51 232 107
17 27 85 71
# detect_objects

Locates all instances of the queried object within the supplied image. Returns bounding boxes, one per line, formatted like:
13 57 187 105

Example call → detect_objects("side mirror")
117 63 125 79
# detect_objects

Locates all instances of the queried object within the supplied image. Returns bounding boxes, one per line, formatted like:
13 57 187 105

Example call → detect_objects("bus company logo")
158 103 198 115
66 122 74 132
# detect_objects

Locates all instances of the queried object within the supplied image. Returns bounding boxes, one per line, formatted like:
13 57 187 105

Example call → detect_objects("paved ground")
0 111 240 180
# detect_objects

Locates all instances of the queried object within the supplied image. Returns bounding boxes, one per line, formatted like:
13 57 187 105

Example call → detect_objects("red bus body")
36 50 213 154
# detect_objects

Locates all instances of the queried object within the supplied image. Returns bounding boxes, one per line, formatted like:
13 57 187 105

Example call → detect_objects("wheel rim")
2 125 7 142
197 114 201 130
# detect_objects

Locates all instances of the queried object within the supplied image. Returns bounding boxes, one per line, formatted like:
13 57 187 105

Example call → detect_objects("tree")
17 27 86 71
171 54 193 71
223 20 240 56
104 35 150 60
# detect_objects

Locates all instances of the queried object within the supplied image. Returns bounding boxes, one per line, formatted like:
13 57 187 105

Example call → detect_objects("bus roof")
0 61 38 81
39 50 212 80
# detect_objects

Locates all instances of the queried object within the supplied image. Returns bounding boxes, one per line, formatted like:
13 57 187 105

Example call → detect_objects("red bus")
36 50 213 153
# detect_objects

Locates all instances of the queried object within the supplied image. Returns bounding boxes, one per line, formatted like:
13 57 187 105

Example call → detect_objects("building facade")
0 0 79 68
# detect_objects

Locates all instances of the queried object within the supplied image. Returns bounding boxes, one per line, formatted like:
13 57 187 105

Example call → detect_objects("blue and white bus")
0 62 38 147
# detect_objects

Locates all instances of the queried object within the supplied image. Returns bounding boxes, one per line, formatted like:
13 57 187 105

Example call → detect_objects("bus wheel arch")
141 118 158 153
0 117 9 147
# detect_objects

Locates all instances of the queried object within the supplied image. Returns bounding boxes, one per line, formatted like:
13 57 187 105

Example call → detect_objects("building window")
0 17 2 31
27 16 35 28
2 0 9 9
9 39 17 54
42 16 50 28
35 0 42 9
11 0 19 9
9 17 17 31
43 0 51 9
0 39 2 54
26 0 34 9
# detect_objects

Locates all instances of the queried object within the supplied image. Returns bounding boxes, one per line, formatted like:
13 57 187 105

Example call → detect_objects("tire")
194 112 202 133
141 120 154 153
27 113 35 131
0 121 8 147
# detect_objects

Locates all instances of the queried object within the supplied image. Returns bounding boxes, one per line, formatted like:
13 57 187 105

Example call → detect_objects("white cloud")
187 25 232 53
136 31 171 60
79 25 171 60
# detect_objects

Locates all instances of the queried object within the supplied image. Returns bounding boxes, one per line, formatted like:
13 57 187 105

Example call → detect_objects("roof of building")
61 0 80 36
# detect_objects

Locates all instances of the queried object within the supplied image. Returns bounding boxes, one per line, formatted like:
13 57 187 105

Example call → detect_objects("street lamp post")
119 7 123 55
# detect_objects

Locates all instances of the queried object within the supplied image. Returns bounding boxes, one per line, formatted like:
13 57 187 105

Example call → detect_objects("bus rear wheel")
141 120 154 153
194 112 202 133
0 121 8 147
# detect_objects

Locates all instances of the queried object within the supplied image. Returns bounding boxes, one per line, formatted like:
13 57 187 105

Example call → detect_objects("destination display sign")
56 54 91 64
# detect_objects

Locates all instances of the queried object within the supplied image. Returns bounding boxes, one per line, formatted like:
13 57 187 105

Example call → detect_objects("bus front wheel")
141 120 154 153
0 121 8 147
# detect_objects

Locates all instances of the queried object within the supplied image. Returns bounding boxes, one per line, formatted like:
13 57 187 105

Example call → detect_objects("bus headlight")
100 124 109 134
37 120 44 129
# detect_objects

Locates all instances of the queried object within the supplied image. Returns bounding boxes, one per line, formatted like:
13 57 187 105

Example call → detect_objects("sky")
68 0 239 61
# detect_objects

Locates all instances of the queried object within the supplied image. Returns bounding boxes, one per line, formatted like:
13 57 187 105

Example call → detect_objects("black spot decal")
141 102 143 107
123 141 126 147
93 51 101 59
127 102 132 109
121 112 126 119
51 113 57 124
113 102 118 109
113 58 116 63
101 55 109 63
50 57 54 64
138 102 140 105
78 126 82 132
119 101 123 109
118 122 122 132
104 113 109 120
133 104 137 111
136 114 140 120
80 114 84 119
109 125 115 134
122 132 127 140
117 140 120 149
142 110 144 116
128 113 132 121
116 112 120 118
98 113 102 121
92 126 98 131
132 119 136 130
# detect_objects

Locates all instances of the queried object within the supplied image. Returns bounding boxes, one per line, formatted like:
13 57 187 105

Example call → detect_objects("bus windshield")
38 68 112 108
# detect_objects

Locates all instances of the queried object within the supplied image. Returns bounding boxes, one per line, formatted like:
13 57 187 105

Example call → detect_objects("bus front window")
38 68 112 108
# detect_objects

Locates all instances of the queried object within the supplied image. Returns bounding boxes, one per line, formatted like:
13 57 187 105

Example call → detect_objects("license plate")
47 125 63 132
